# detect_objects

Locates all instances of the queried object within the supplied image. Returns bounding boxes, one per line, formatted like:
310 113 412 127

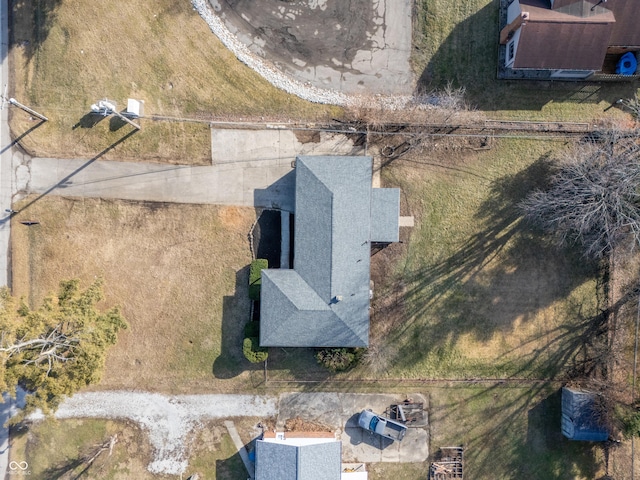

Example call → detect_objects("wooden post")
8 98 48 121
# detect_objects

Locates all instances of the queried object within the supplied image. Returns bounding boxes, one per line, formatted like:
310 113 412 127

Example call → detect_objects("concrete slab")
225 420 255 479
398 428 429 463
211 128 365 165
275 392 428 464
277 392 343 429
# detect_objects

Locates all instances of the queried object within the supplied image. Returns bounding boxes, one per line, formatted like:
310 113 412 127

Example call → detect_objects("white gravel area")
29 391 278 475
191 0 417 109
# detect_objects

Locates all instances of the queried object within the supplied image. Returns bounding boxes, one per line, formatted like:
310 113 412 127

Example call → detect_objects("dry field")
9 0 340 163
11 196 260 393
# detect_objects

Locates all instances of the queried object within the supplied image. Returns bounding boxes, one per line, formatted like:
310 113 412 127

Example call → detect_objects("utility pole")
7 98 48 121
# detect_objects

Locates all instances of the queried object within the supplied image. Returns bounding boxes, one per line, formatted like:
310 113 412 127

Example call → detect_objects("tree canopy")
520 132 640 260
0 279 127 418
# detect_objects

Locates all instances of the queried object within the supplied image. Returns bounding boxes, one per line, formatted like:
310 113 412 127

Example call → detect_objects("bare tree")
520 131 640 260
0 326 79 375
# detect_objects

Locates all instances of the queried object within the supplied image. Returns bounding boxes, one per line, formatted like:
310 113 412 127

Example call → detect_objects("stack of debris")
429 446 463 480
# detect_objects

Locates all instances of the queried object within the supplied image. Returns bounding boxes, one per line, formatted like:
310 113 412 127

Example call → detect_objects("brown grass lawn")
10 418 157 479
11 417 248 479
11 196 261 393
9 0 341 163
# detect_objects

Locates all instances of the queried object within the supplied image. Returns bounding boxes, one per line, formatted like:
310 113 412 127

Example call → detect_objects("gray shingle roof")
260 156 400 347
255 440 342 480
371 189 401 243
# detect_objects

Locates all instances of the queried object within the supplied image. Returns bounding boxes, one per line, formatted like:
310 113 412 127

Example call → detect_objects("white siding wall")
506 28 521 67
507 0 521 23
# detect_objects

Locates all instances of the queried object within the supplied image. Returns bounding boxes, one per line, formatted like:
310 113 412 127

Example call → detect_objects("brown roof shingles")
514 0 615 69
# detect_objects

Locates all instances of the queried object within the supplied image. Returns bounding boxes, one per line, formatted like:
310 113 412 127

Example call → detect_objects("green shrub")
244 321 260 338
249 259 268 300
243 337 268 363
315 348 364 372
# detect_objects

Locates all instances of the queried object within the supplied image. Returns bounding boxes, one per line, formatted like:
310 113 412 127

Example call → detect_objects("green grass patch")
413 0 639 121
187 429 247 480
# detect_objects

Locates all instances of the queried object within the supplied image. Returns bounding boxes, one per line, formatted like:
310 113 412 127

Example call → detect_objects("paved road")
0 0 12 474
211 0 413 95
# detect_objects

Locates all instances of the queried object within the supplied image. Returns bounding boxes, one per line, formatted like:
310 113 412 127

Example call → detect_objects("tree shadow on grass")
9 0 63 63
396 154 600 376
432 385 601 479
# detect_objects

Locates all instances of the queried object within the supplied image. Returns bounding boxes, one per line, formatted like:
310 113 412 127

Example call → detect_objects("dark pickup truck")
358 409 407 441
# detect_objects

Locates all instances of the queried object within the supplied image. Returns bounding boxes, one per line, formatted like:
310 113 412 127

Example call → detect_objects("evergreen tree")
0 279 127 418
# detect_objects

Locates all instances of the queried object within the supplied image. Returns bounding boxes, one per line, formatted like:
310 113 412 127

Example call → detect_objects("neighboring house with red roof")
500 0 640 79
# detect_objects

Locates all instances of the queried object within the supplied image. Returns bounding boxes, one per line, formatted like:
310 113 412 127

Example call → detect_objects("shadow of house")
397 155 599 375
213 266 254 379
253 170 295 211
215 449 247 480
417 1 638 112
252 209 282 269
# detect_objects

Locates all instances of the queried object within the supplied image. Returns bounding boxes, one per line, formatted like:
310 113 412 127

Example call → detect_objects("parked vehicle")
358 409 407 441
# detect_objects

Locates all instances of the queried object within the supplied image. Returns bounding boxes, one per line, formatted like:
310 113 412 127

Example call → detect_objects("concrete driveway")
23 127 365 212
276 392 429 463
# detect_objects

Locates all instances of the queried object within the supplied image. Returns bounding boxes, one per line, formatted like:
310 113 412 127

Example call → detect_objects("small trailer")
358 409 407 442
387 399 426 427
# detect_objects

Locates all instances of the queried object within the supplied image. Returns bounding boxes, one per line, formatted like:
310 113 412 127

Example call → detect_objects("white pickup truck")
358 409 407 441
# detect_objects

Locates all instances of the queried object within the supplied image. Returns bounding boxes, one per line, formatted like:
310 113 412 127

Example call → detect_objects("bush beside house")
243 335 268 363
315 347 364 372
249 259 268 301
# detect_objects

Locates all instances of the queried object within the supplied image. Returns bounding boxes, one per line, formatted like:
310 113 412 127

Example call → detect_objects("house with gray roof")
255 432 342 480
259 156 400 348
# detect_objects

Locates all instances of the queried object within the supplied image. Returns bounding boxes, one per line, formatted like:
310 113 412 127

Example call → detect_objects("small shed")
561 387 608 441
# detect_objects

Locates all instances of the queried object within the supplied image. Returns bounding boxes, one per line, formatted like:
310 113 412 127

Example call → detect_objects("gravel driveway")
30 391 278 475
26 391 428 475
